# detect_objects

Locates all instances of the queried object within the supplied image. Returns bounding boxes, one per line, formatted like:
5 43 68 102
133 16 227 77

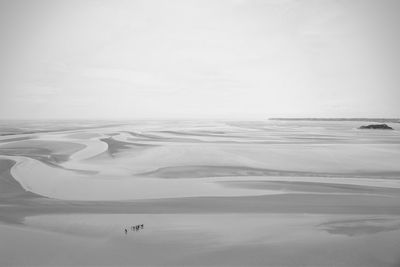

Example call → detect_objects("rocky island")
359 124 394 130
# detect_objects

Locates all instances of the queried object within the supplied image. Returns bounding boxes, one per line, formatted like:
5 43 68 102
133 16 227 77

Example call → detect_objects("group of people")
124 224 144 234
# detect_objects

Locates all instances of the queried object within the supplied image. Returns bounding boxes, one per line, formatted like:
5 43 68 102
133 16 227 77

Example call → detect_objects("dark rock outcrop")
359 124 393 130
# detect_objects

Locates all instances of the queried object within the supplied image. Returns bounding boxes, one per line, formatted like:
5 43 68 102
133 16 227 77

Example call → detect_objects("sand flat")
1 120 400 266
1 213 397 266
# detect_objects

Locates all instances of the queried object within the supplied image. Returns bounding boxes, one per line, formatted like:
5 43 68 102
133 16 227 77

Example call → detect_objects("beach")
1 120 400 266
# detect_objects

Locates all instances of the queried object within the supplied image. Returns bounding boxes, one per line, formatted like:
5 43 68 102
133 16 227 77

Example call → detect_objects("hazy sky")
0 0 399 119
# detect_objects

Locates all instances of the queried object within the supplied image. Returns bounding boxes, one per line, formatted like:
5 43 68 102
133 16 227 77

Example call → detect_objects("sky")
0 0 399 120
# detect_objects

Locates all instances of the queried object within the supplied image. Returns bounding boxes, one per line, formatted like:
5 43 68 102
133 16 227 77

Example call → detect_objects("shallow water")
1 120 400 200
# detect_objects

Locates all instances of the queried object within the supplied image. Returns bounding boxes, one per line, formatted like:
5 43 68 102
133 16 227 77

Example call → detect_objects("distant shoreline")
269 118 400 123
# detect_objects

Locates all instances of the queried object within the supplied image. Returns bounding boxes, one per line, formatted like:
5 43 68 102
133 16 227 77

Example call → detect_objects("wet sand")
139 164 400 179
1 213 400 266
1 120 400 266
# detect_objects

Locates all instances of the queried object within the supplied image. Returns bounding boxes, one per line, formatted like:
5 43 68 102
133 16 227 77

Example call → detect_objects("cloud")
0 0 399 119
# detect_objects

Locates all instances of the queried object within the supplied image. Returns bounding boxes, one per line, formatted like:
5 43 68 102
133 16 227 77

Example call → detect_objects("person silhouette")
125 229 128 235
